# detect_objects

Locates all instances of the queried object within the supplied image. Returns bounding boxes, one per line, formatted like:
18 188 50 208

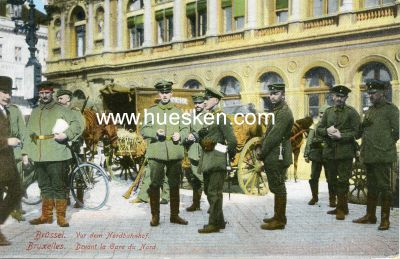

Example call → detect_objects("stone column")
289 0 301 22
104 0 111 50
60 12 66 58
207 0 218 36
143 0 153 47
341 0 353 13
86 2 94 54
172 0 184 42
117 0 123 49
247 0 257 29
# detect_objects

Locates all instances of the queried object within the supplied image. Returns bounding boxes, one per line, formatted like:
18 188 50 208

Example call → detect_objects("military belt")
32 134 54 140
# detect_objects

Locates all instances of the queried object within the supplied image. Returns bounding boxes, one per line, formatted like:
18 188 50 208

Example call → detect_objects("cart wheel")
237 137 269 195
113 155 138 181
348 160 367 205
70 162 109 210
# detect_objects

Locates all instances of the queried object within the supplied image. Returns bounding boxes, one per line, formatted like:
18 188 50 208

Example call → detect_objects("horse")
290 116 313 182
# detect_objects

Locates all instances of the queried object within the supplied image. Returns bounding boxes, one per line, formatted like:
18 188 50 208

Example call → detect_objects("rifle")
81 96 90 114
122 158 148 199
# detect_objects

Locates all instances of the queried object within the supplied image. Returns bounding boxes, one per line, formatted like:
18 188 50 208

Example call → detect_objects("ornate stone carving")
338 55 350 68
287 61 297 73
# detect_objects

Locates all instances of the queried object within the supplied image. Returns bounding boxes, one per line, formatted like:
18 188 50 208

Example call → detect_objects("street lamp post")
8 0 42 106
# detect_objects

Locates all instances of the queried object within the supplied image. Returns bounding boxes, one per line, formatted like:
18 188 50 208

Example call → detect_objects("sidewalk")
1 180 398 258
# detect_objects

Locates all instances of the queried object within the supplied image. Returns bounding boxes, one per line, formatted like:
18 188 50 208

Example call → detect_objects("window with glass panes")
219 76 242 113
156 8 173 44
363 0 394 8
76 25 86 57
312 0 339 17
359 62 392 110
183 79 202 89
275 0 288 23
304 67 335 118
259 72 284 111
186 0 207 38
128 0 144 11
222 0 245 33
128 15 144 48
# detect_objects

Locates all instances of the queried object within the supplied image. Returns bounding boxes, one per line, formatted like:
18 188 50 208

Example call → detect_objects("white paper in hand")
214 143 227 153
52 119 69 134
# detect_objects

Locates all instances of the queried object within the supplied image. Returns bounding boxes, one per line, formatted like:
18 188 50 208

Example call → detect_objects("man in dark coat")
0 76 22 245
353 79 399 230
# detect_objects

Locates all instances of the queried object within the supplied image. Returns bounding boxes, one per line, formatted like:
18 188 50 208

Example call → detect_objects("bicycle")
19 142 110 210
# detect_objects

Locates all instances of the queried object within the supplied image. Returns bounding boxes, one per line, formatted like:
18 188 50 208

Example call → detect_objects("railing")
183 38 206 48
218 31 244 43
303 15 338 29
356 5 397 21
255 24 288 37
153 43 173 52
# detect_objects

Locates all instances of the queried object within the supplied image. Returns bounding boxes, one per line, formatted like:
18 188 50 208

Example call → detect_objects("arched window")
128 0 144 12
183 79 202 89
304 67 335 118
359 62 392 110
70 6 86 57
218 76 241 113
259 72 284 111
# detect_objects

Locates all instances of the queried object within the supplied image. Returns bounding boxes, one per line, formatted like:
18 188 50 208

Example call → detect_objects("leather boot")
335 193 345 220
308 181 319 205
261 194 286 230
73 189 84 208
186 190 201 212
263 195 277 223
0 228 10 246
378 197 391 230
328 191 336 208
353 193 377 224
148 187 160 227
29 198 54 225
169 187 188 225
198 224 220 234
55 199 69 227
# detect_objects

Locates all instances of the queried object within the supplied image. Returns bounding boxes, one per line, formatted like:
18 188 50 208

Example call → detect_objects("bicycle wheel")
21 169 41 205
70 162 109 210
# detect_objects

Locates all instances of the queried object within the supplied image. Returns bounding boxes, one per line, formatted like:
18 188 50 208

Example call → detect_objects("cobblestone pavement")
1 180 398 258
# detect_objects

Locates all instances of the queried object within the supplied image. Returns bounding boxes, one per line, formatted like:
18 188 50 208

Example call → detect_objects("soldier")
184 94 206 212
24 81 83 227
257 84 294 230
197 87 237 234
317 85 361 220
56 89 86 208
304 104 336 207
141 80 189 227
0 76 22 245
353 79 399 230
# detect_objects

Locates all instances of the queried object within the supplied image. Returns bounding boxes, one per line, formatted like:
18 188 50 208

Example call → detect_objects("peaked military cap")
56 89 73 98
38 81 61 92
204 87 225 100
365 79 388 92
154 80 173 93
192 93 205 103
331 85 351 96
268 83 286 93
0 76 13 94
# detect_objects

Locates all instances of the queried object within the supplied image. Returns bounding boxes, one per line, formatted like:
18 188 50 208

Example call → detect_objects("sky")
33 0 45 13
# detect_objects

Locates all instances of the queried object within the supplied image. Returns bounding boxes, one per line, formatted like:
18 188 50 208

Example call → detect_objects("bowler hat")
0 76 13 94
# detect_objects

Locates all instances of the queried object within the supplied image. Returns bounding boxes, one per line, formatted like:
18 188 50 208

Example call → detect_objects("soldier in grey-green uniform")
133 165 170 204
56 89 86 208
141 80 189 227
304 104 336 207
24 81 83 227
258 84 294 231
317 85 361 220
353 79 399 230
197 87 237 234
184 94 206 212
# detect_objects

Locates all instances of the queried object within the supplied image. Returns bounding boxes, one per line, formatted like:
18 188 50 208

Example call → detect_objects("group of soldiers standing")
0 74 398 245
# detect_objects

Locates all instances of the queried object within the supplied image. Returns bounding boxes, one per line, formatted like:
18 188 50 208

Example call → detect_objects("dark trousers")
148 159 182 189
203 170 225 226
0 178 22 224
309 160 334 193
186 159 204 192
365 163 392 200
325 159 353 194
35 161 69 200
264 163 287 195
